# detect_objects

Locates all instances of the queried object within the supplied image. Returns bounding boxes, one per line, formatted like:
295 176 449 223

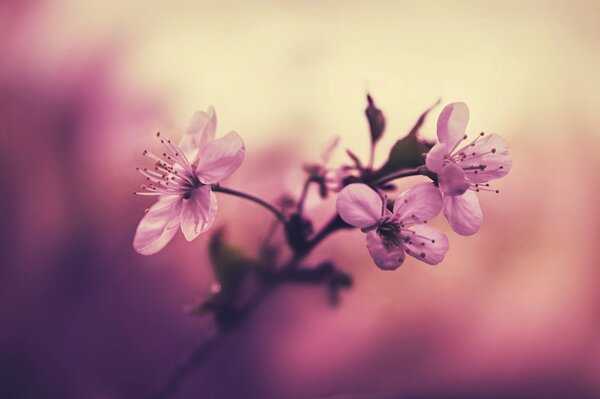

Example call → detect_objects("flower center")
376 217 404 249
134 132 203 198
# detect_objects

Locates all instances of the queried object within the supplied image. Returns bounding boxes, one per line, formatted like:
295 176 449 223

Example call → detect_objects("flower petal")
133 195 182 255
437 102 469 148
403 224 449 265
180 186 218 241
336 183 383 228
425 142 448 173
438 162 470 196
366 231 406 270
195 131 245 184
461 133 512 183
443 190 482 235
393 182 442 223
179 107 217 162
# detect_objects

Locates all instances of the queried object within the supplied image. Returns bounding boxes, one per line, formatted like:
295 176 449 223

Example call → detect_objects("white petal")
437 102 469 148
393 182 442 223
195 131 245 184
462 133 512 183
180 186 218 241
438 162 470 196
178 107 217 161
443 190 483 236
366 231 406 270
336 184 383 228
133 195 182 255
425 142 448 173
403 224 449 265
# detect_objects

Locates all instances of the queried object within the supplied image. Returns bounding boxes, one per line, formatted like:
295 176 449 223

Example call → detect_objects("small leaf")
365 94 386 144
345 149 363 170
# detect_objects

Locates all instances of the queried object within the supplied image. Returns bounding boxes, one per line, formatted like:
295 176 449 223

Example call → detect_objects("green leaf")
208 228 264 304
372 100 439 179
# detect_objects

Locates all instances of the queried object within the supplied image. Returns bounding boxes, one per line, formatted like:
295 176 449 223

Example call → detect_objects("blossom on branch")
336 183 449 270
133 107 245 255
426 103 512 235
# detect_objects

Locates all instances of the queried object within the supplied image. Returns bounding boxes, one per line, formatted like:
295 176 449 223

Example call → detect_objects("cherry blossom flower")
426 103 511 235
336 183 449 270
133 107 245 255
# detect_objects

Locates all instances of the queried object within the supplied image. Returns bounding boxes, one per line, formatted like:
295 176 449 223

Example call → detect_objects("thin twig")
370 166 427 187
212 184 286 223
296 177 313 215
152 334 222 399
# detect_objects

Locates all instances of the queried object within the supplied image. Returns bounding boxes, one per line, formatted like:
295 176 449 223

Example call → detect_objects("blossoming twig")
134 96 511 399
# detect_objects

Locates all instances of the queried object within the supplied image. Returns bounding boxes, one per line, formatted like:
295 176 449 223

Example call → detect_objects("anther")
491 148 496 153
420 252 426 258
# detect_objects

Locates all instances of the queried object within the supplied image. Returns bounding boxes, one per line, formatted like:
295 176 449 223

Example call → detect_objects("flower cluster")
336 102 511 269
132 99 511 273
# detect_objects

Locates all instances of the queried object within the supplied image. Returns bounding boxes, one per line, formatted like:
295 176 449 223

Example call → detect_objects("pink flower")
336 183 449 270
426 103 511 235
133 107 245 255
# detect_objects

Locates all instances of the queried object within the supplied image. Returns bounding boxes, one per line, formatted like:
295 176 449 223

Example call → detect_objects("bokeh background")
2 1 600 398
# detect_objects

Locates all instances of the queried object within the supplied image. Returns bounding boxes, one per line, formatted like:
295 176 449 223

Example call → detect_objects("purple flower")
133 107 245 255
336 183 449 270
426 103 512 235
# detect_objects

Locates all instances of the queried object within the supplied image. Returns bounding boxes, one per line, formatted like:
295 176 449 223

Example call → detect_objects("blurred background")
1 0 600 398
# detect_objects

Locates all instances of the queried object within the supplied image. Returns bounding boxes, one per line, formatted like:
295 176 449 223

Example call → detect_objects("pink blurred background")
2 1 600 398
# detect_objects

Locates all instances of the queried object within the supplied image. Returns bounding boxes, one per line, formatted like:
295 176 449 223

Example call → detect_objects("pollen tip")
480 132 485 136
420 252 426 258
156 132 161 137
431 239 435 243
491 148 497 153
463 134 467 139
495 190 500 193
